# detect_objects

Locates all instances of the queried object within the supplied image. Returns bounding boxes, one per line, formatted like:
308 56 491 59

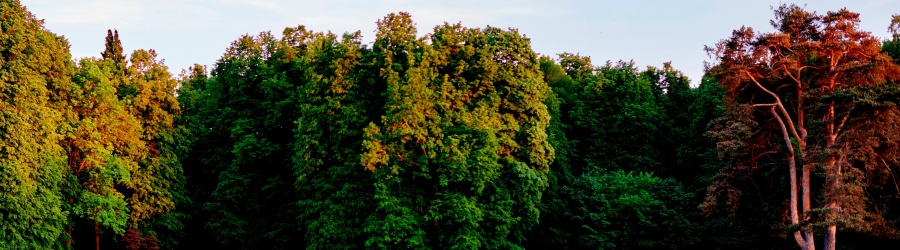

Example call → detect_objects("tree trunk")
95 220 100 250
770 107 809 250
822 103 838 250
824 222 837 250
802 163 815 250
67 196 74 247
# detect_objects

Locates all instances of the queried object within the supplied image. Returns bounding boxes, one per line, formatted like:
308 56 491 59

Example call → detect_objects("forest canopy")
2 0 900 249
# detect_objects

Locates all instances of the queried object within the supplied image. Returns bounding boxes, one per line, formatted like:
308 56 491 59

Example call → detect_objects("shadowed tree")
101 29 125 69
290 26 378 248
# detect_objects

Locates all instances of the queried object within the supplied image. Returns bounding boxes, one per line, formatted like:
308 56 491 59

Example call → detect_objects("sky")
22 0 900 85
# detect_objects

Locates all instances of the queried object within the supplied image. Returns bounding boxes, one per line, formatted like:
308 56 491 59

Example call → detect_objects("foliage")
8 2 900 249
0 0 72 247
358 13 553 249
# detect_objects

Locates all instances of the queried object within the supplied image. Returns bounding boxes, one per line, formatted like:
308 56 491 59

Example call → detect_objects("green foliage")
290 27 376 249
359 13 553 249
526 55 716 249
192 31 304 249
568 60 665 172
563 170 698 249
64 58 142 244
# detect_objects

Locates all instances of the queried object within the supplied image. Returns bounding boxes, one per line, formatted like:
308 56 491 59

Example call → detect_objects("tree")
120 48 187 248
0 0 73 247
175 64 215 249
527 56 705 249
290 26 377 248
884 14 900 63
359 13 554 248
587 62 666 173
198 31 303 249
562 170 697 249
705 5 900 250
526 56 578 247
64 57 143 250
101 29 125 68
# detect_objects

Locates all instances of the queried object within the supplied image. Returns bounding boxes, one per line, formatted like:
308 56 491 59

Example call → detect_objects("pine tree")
705 5 900 249
101 29 125 68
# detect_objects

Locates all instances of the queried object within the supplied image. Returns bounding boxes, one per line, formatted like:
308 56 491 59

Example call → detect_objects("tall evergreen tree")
101 29 125 69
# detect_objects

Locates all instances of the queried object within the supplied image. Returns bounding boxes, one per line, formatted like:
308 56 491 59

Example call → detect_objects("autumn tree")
119 48 187 248
705 5 900 250
0 0 72 247
64 57 143 250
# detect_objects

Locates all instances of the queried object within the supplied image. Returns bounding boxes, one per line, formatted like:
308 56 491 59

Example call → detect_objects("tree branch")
745 70 804 144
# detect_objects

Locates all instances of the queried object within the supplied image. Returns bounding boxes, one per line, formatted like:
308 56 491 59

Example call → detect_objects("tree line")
3 0 900 249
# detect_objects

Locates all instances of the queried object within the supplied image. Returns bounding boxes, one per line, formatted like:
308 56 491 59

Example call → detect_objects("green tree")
199 31 302 249
0 0 72 247
290 26 377 248
360 13 553 248
885 14 900 63
526 56 578 247
642 62 698 181
527 56 704 249
565 171 695 249
175 64 214 249
570 60 665 173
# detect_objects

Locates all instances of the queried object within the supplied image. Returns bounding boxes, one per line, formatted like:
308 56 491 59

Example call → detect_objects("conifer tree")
705 5 900 249
101 29 125 69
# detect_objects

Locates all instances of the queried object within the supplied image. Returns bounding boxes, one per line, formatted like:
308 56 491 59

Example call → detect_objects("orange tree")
704 5 900 250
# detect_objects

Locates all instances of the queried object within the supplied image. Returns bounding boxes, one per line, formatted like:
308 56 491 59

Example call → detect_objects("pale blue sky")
23 0 900 85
